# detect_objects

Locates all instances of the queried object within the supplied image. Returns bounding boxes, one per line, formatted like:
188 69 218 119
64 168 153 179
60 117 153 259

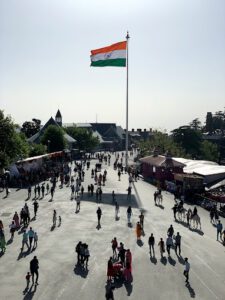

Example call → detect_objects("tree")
29 143 47 157
65 126 99 151
0 111 29 169
21 118 41 138
171 126 202 158
137 131 186 158
212 111 225 131
189 118 202 131
200 140 219 162
41 125 66 152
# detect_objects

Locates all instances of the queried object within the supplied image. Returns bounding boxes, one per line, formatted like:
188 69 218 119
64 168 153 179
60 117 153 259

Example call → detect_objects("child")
26 272 31 288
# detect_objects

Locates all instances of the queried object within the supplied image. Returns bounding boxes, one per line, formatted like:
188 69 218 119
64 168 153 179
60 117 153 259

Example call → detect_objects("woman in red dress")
107 257 114 281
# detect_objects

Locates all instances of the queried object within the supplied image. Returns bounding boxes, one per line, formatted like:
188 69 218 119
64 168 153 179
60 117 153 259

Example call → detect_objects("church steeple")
55 109 62 126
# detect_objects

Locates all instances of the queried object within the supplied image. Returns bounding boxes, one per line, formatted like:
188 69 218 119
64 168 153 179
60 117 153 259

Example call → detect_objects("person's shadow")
23 283 37 300
7 238 13 245
136 239 144 247
189 227 204 236
168 256 176 266
50 225 56 231
157 204 164 210
150 256 157 265
124 281 133 296
74 264 89 278
177 255 185 265
186 282 196 298
160 256 167 265
96 223 101 230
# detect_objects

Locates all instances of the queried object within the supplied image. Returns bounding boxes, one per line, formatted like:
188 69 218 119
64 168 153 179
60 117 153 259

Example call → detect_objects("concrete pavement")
0 157 225 300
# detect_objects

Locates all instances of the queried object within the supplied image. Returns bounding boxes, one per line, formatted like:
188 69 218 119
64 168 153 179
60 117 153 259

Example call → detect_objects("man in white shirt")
184 257 190 283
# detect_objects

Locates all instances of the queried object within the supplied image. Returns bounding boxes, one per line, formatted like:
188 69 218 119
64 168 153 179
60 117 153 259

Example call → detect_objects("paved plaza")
0 158 225 300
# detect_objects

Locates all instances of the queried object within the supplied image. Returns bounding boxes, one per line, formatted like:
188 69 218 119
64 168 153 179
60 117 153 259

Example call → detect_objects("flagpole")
125 31 130 169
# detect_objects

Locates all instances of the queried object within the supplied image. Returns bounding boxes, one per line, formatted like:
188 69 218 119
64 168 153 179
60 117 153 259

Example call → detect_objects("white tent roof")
174 158 225 176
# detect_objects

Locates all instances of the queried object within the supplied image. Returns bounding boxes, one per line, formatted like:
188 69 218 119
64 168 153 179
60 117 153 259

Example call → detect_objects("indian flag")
90 41 127 67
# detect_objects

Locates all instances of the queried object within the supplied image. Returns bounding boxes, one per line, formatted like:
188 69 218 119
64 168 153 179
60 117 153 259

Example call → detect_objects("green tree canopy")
29 143 47 157
0 111 29 169
199 140 219 162
21 118 41 138
138 131 186 158
65 126 99 151
41 125 66 152
171 126 202 158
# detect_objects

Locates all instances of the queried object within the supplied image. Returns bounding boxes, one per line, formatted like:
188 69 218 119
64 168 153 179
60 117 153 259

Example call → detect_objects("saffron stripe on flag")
91 41 127 55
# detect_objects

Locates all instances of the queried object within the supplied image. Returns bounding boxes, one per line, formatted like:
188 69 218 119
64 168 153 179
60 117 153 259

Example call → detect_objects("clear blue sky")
0 0 225 132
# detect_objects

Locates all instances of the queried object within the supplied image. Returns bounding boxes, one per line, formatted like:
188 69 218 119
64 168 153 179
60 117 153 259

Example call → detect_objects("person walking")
184 257 190 284
71 184 75 199
33 232 38 249
127 186 132 200
46 183 50 194
158 238 165 258
37 185 41 199
50 186 54 200
193 206 198 217
76 197 81 213
172 204 178 220
210 208 215 224
28 185 32 199
167 225 174 237
80 185 84 198
107 257 114 282
136 222 142 241
28 227 35 250
21 230 29 252
215 210 219 224
127 206 132 224
30 256 39 285
13 212 20 229
112 191 116 203
33 200 39 218
139 211 144 230
118 170 121 181
111 237 118 258
118 242 126 266
175 232 181 256
115 201 119 220
99 187 102 201
0 230 6 253
96 207 102 227
25 272 31 289
34 185 37 198
166 235 173 256
148 233 155 257
217 220 223 241
75 241 82 264
41 185 45 198
9 220 16 240
83 244 90 268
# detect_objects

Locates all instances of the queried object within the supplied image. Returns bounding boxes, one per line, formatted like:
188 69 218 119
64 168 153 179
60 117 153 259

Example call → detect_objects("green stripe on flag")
91 58 126 67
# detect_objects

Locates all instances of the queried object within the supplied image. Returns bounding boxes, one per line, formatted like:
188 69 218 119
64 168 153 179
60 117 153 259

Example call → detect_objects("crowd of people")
0 149 224 299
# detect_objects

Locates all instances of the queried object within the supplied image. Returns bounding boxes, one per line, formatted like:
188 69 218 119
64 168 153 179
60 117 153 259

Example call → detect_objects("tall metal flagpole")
125 31 130 169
